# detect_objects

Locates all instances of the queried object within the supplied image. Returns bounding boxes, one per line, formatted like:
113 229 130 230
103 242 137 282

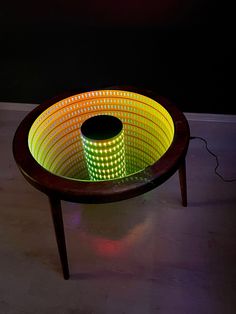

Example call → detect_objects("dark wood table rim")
13 86 190 204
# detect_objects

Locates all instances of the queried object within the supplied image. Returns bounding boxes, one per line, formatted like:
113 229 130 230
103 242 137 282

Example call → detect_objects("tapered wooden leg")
48 196 70 279
178 159 187 207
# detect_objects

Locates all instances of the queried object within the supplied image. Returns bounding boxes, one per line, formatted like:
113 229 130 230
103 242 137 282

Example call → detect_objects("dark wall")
0 0 234 114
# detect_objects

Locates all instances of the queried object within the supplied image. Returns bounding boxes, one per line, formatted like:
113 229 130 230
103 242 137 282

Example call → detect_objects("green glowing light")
81 115 126 181
28 89 175 181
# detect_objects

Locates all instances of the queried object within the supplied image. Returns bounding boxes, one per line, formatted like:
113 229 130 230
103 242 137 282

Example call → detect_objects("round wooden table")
13 86 190 279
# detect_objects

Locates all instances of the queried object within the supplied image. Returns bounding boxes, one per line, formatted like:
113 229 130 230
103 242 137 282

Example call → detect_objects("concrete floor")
0 104 236 314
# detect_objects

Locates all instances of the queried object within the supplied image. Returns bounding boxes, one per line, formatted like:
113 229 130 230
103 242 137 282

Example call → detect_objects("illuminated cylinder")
81 115 126 181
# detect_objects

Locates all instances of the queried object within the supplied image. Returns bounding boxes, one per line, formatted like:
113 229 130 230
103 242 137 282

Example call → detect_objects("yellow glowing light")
28 89 174 181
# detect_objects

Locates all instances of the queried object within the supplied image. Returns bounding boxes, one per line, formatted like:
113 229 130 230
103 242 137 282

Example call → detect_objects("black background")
0 0 234 114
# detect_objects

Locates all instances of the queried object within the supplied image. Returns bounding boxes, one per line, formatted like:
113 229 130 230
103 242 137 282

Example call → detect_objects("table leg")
48 196 70 279
178 159 187 207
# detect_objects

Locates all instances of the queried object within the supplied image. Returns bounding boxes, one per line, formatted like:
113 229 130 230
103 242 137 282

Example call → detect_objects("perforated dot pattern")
82 129 126 181
28 90 175 181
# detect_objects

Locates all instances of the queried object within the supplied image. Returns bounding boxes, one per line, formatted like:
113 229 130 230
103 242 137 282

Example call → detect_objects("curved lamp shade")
28 89 175 182
13 87 189 204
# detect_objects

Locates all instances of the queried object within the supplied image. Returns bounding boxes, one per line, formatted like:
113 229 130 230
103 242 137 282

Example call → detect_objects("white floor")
1 104 236 314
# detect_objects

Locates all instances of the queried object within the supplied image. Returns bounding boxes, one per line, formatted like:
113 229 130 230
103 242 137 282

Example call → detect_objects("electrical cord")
190 136 236 182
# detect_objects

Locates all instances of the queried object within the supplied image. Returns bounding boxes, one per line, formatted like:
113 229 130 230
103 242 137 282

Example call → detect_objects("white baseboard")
0 102 38 111
185 112 236 123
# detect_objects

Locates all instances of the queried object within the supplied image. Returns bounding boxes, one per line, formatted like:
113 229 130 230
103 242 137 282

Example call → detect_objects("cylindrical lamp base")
81 115 126 181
